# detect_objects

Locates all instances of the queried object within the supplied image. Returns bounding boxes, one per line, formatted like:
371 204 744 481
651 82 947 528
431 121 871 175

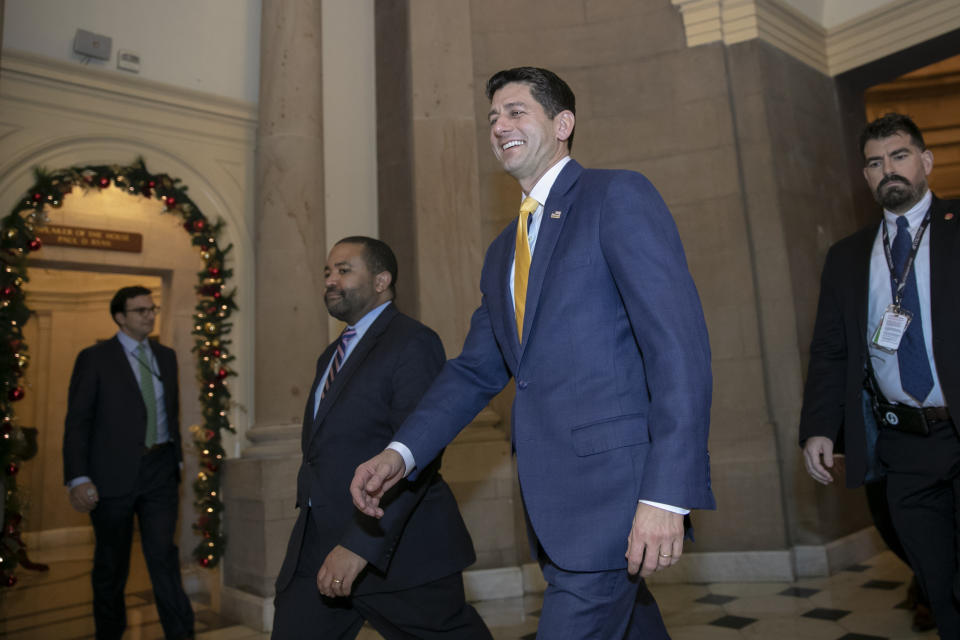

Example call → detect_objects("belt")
877 402 951 436
143 441 173 456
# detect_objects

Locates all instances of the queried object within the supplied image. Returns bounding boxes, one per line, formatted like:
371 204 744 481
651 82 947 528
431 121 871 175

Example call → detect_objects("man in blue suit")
352 67 714 639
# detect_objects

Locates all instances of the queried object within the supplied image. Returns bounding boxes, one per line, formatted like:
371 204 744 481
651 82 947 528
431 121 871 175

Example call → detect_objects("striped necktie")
321 327 357 400
514 196 539 342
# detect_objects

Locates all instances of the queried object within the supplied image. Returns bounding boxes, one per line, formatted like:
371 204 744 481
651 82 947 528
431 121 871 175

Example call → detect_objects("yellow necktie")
514 196 539 342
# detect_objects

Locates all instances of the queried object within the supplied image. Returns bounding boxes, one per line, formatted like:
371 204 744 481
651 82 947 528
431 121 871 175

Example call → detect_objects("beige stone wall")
455 0 872 553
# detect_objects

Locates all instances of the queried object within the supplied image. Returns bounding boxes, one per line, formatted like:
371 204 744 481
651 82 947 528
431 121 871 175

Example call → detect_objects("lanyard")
880 209 931 309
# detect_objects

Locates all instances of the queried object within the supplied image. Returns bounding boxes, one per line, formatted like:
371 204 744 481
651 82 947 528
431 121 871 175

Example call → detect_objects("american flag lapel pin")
945 212 955 221
550 210 562 219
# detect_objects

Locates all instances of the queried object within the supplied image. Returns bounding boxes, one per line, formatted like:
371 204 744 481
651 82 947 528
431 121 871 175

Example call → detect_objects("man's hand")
68 481 99 513
316 545 368 598
626 502 684 577
802 436 836 485
350 449 405 518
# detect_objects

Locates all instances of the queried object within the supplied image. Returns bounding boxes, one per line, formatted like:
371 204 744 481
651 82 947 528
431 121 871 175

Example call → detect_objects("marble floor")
0 544 936 639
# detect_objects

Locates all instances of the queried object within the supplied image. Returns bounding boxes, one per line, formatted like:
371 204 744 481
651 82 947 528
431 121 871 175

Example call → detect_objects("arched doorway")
0 159 238 587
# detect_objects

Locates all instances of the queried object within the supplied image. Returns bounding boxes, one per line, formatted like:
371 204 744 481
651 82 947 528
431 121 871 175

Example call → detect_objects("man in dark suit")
352 67 713 639
272 237 490 639
800 113 960 638
63 285 194 640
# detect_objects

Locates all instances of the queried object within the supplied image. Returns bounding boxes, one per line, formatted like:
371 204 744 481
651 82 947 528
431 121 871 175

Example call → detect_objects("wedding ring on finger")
332 578 343 584
658 552 672 558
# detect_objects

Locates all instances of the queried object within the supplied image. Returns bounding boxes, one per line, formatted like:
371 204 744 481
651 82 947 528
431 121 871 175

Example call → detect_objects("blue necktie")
890 216 933 402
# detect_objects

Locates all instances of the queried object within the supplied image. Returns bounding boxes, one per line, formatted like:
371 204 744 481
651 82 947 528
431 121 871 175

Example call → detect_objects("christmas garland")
0 158 236 586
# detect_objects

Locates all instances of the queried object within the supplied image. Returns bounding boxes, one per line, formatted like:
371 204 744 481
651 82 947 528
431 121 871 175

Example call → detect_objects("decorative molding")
0 48 257 126
671 0 960 76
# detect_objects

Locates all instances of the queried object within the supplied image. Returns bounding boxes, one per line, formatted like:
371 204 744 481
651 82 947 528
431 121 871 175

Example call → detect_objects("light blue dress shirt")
867 189 944 407
312 301 392 418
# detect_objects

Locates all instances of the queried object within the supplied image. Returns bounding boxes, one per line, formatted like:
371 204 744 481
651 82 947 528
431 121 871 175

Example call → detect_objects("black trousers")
89 445 194 640
878 419 960 639
272 509 491 640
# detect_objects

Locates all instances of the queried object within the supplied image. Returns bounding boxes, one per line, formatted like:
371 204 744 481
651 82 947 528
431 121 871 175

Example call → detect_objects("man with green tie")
64 285 194 640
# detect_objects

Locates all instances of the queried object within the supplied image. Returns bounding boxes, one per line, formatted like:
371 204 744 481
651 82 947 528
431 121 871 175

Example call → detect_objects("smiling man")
272 237 489 640
800 113 960 637
352 67 714 639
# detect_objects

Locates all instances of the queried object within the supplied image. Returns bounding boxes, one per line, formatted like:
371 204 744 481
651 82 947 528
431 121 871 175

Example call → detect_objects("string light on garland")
0 158 238 584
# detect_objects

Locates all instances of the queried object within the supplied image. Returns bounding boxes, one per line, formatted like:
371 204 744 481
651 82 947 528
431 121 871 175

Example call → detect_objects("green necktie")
137 343 158 447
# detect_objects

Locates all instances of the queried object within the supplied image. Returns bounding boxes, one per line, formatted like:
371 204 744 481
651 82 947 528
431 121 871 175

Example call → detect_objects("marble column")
376 0 520 575
221 0 325 630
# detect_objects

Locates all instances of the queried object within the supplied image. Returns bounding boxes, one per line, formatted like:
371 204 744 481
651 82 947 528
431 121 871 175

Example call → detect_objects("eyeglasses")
125 305 160 316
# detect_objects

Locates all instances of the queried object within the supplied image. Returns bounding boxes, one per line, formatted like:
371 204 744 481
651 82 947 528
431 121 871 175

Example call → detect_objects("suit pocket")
571 414 648 456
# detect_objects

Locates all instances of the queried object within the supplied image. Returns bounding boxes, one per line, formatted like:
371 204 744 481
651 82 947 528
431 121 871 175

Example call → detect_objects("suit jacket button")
518 380 528 390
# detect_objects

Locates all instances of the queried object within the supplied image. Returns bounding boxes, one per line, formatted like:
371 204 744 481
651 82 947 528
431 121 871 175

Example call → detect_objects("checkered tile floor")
0 548 936 639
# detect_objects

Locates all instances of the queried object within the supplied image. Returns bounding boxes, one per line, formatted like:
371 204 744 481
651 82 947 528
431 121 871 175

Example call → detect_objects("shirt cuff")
639 499 689 515
386 441 415 478
67 476 92 489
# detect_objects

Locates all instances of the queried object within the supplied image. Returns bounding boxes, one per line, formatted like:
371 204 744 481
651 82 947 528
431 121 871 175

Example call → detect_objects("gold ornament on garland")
0 158 238 584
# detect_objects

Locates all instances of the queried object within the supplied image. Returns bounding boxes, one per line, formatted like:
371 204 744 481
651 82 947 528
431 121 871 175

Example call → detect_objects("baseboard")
21 526 94 549
793 525 886 578
220 584 274 633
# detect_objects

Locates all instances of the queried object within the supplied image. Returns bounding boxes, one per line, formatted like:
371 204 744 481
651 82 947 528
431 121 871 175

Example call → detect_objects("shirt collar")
116 330 149 354
883 189 932 232
525 156 572 206
346 300 392 338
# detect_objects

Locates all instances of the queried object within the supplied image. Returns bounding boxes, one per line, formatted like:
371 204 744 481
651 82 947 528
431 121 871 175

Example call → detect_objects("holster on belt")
863 361 932 436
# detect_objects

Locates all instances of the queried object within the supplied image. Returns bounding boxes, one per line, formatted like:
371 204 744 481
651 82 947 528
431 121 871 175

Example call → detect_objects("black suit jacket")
275 304 476 595
63 335 182 497
799 196 960 487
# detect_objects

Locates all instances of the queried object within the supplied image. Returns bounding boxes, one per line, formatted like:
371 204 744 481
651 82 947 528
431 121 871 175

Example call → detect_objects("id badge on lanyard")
869 211 930 354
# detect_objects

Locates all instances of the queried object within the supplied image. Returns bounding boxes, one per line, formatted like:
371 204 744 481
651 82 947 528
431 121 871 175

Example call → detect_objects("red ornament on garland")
31 193 43 202
28 237 42 252
8 387 24 402
208 267 220 277
217 368 228 380
4 574 17 587
165 196 176 208
6 462 18 476
200 557 210 567
194 219 206 231
98 177 110 188
211 349 221 358
2 285 17 299
148 180 157 188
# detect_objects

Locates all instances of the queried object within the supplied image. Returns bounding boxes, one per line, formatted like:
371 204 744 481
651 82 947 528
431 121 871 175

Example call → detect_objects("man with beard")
800 113 960 637
272 237 490 639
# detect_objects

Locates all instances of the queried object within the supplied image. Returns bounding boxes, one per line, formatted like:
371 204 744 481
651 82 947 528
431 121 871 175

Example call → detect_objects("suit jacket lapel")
109 336 143 400
490 233 522 364
929 196 959 337
519 160 582 357
852 224 877 348
305 305 398 449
